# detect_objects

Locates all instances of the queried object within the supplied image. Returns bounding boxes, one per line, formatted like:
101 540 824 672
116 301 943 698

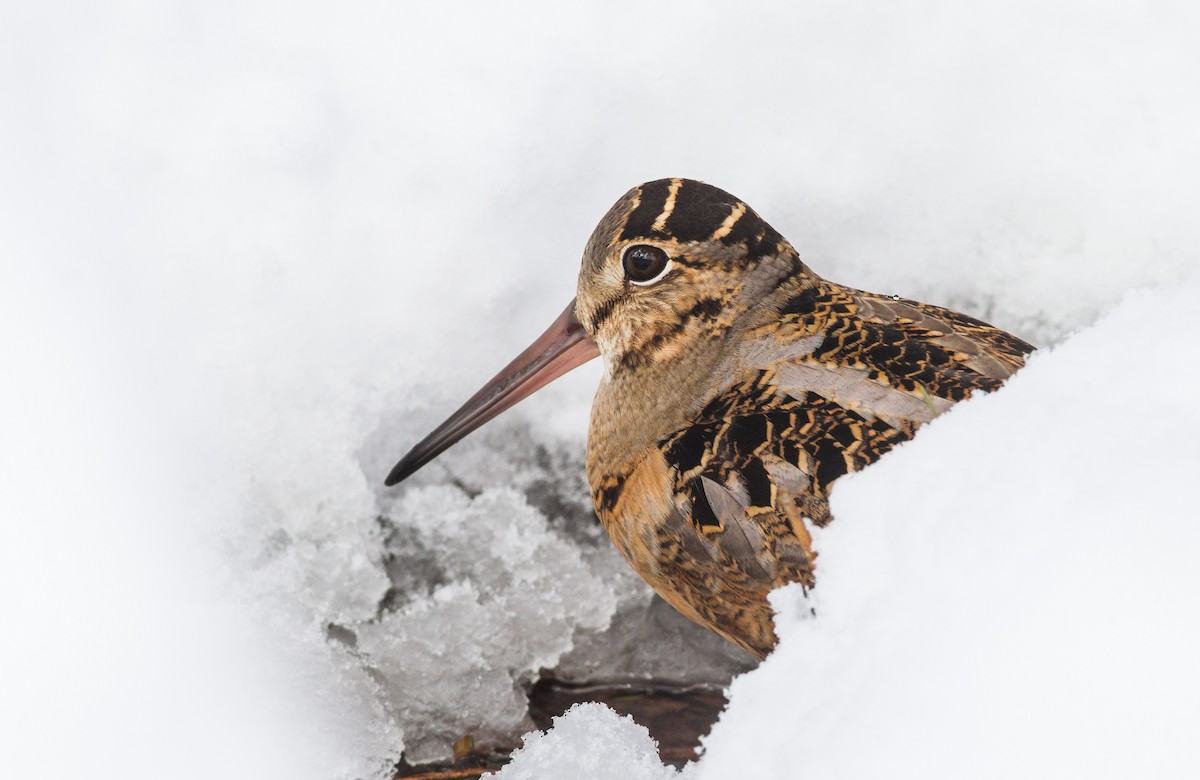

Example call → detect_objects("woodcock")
386 179 1033 658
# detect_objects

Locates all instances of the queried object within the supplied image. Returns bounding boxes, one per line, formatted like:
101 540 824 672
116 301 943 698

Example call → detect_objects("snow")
0 270 397 778
493 703 678 780
3 0 1200 777
356 485 618 761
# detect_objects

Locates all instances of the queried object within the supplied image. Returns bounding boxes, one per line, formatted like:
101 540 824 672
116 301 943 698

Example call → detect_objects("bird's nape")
384 299 599 486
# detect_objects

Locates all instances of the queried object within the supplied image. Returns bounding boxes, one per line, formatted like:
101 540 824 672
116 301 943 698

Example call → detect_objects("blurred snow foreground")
493 284 1200 780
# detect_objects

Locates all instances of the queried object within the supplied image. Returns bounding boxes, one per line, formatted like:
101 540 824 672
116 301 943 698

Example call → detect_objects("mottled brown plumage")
387 178 1033 659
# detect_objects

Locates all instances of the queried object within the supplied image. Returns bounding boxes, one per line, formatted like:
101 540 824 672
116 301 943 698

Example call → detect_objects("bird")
386 178 1033 659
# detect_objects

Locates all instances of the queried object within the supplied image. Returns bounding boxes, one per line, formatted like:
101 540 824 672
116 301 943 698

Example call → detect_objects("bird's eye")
622 244 671 285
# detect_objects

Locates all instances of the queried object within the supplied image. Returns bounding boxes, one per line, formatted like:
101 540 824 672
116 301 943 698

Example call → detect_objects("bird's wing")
631 368 906 658
660 364 914 534
652 281 1034 593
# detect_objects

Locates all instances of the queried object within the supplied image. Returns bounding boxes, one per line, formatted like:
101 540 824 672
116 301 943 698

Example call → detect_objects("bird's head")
385 178 806 486
575 178 804 375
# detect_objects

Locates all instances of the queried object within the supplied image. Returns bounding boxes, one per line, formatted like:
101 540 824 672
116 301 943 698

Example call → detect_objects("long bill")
385 298 600 486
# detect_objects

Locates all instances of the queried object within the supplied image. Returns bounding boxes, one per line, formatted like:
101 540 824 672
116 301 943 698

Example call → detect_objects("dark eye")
622 244 671 284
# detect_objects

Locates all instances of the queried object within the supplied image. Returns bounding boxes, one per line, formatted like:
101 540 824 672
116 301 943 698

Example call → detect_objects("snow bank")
495 284 1200 778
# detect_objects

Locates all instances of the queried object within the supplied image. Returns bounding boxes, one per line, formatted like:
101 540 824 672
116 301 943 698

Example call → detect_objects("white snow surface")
3 0 1200 777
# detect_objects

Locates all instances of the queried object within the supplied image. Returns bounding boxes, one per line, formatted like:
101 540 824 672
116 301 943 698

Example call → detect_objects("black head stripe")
664 180 741 242
620 179 674 241
725 213 781 258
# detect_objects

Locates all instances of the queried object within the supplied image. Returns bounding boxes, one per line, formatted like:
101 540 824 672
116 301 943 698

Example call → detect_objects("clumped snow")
355 484 619 761
492 703 678 780
4 0 1200 777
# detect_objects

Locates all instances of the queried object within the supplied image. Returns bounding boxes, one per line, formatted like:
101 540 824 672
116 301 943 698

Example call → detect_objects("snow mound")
493 703 678 780
500 283 1200 779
